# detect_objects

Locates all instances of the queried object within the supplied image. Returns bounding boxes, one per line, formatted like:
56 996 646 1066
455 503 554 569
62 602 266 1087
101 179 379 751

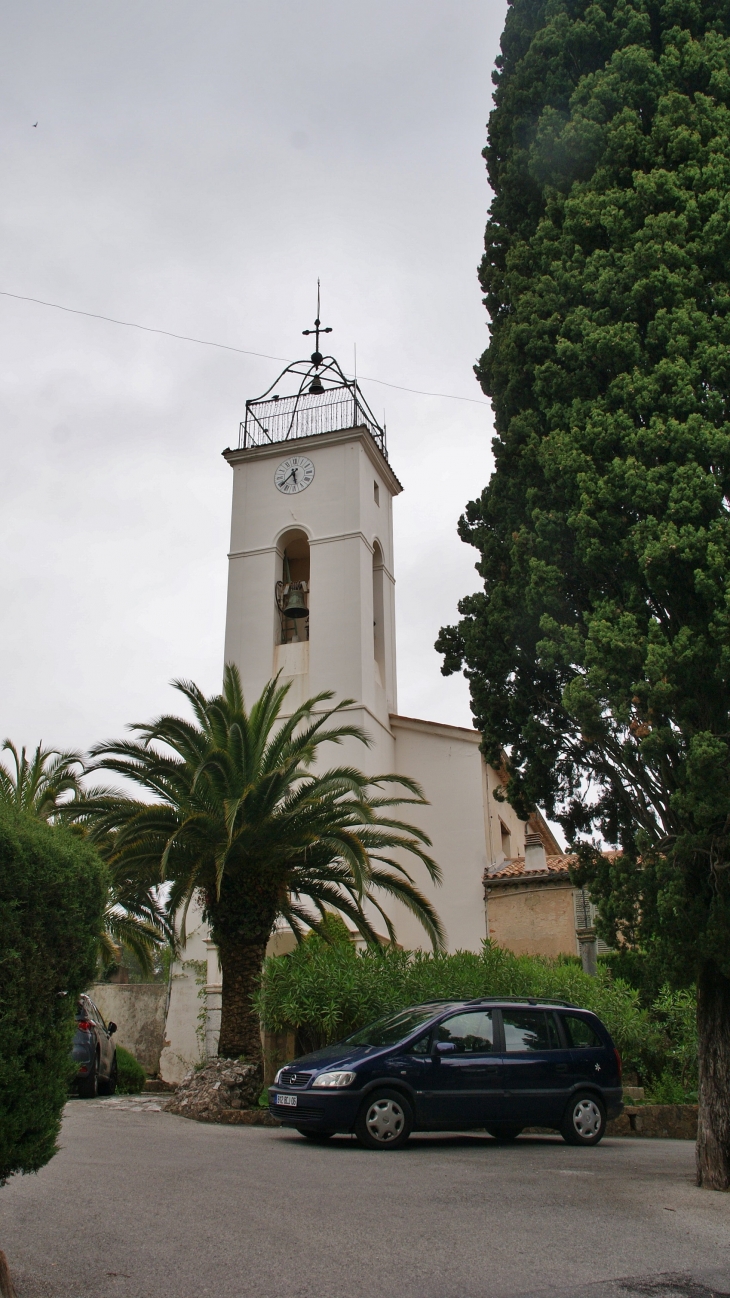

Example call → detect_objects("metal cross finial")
302 279 332 363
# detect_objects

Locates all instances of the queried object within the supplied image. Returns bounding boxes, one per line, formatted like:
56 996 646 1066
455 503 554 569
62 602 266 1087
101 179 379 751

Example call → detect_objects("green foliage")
0 737 170 980
645 1069 697 1105
0 807 107 1184
650 984 699 1089
436 0 730 988
0 740 84 820
599 950 670 1008
115 1046 146 1095
256 939 653 1072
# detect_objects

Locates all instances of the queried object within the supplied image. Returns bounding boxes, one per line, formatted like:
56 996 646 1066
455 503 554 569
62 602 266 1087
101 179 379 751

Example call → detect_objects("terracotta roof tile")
487 854 574 880
485 849 621 882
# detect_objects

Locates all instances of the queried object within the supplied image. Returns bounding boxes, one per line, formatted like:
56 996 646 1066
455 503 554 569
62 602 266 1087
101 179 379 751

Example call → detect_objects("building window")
500 820 511 859
374 480 380 505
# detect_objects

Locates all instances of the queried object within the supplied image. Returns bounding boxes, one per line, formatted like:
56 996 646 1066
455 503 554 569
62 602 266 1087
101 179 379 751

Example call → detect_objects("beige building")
485 833 609 971
158 341 572 1081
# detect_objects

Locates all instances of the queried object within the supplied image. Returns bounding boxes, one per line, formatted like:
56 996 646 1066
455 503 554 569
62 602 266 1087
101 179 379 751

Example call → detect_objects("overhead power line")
0 289 490 408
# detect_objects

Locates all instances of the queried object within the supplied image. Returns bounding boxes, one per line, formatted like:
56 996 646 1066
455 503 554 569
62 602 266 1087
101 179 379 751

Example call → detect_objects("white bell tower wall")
222 425 402 777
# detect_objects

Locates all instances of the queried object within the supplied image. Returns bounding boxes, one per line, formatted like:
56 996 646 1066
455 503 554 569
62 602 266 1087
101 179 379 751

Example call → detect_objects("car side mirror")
108 1022 117 1035
434 1041 456 1056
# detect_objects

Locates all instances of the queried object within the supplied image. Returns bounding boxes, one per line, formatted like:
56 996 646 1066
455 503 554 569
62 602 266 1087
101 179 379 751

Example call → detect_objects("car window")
88 1001 105 1028
435 1011 495 1053
562 1014 603 1049
405 1033 431 1055
502 1010 560 1052
344 1006 439 1047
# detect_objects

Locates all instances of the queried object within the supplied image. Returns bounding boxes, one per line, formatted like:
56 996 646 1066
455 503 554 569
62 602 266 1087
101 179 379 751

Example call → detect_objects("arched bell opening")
276 530 310 644
373 541 386 687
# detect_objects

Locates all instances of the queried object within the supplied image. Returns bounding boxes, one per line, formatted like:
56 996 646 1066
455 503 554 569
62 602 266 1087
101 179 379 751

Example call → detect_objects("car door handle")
555 1063 568 1073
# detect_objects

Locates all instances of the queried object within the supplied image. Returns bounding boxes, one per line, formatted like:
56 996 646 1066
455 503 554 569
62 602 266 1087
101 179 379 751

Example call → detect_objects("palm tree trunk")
696 958 730 1190
216 937 268 1067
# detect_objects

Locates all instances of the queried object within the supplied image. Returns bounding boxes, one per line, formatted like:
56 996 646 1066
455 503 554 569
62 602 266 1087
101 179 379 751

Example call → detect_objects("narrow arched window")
373 542 385 686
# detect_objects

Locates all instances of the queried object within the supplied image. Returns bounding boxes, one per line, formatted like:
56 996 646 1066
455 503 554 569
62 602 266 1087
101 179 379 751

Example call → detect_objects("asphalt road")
1 1096 729 1298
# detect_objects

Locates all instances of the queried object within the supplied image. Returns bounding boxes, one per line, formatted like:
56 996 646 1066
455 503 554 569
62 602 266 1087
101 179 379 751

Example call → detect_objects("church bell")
282 583 308 618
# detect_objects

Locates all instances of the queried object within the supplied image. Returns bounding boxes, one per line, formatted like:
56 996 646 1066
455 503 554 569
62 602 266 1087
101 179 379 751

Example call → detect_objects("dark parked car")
269 998 623 1149
72 994 118 1098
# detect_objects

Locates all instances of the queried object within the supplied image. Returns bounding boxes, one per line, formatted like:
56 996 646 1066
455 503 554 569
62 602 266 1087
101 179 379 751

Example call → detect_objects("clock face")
274 455 315 495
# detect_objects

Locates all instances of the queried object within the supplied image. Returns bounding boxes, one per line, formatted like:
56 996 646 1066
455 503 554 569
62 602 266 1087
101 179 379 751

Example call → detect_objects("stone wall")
607 1105 698 1140
87 982 168 1075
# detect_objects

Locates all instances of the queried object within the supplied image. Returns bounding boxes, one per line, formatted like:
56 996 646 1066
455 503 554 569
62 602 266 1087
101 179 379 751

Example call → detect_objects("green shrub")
0 808 107 1184
599 951 671 1009
649 986 698 1093
645 1070 698 1106
255 939 655 1075
115 1047 146 1095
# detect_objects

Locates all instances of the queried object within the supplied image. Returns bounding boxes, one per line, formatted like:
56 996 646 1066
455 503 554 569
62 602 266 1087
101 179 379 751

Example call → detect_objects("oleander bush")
115 1047 146 1095
0 807 107 1184
256 937 657 1076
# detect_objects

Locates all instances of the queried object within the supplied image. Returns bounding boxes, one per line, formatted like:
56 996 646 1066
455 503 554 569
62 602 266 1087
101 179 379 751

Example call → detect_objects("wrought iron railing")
239 378 387 459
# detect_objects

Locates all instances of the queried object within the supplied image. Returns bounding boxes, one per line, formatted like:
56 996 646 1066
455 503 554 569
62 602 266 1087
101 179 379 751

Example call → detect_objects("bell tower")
222 307 402 774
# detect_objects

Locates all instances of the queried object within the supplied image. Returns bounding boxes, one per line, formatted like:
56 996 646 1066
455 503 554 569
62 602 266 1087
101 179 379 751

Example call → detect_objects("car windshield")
343 1006 440 1047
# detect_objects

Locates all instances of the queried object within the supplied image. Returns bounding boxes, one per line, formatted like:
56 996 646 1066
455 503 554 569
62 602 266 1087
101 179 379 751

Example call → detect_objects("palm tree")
96 845 174 978
0 740 85 820
0 739 169 977
77 664 445 1066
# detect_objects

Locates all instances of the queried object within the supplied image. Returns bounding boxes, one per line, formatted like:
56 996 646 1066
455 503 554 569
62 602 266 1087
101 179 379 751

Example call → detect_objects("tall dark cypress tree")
437 0 730 1187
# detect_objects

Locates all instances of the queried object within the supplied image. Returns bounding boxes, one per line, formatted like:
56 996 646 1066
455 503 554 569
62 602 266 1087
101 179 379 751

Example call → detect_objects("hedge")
0 808 107 1183
255 938 659 1077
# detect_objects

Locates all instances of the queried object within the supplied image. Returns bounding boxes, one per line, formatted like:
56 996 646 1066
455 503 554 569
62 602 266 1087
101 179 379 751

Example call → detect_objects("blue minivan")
269 998 623 1149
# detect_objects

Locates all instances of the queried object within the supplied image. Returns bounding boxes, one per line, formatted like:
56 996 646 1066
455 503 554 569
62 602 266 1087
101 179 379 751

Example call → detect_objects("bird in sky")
32 122 37 127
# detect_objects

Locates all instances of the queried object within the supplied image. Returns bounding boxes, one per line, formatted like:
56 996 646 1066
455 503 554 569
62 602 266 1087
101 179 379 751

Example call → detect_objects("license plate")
276 1094 297 1107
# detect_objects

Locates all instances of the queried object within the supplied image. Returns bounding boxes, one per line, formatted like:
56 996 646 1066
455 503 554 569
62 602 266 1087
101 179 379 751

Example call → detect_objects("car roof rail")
462 995 578 1008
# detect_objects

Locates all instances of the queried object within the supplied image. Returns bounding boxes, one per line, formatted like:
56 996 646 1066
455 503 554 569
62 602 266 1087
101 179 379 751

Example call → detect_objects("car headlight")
311 1071 357 1088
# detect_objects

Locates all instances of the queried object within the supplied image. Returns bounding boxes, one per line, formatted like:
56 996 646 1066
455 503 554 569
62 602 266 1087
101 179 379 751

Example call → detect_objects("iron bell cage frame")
238 354 387 459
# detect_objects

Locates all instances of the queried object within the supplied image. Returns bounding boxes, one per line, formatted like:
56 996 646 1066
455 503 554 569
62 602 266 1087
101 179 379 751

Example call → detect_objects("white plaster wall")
158 901 209 1085
483 764 528 865
87 982 167 1075
389 716 490 953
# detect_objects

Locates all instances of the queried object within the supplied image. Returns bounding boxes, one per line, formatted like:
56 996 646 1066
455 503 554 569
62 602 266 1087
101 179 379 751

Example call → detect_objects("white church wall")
389 715 492 953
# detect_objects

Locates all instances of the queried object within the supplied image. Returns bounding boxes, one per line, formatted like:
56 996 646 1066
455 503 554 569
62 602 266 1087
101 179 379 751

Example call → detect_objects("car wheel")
560 1093 606 1146
297 1129 334 1141
354 1089 413 1151
98 1054 117 1096
77 1054 99 1099
485 1125 523 1141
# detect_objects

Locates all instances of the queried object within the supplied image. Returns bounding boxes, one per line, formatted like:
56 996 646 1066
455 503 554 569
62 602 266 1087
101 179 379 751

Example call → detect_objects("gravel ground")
1 1096 729 1298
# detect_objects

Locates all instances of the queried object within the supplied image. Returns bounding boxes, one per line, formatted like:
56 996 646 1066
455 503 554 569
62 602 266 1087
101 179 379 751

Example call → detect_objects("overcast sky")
0 0 508 760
